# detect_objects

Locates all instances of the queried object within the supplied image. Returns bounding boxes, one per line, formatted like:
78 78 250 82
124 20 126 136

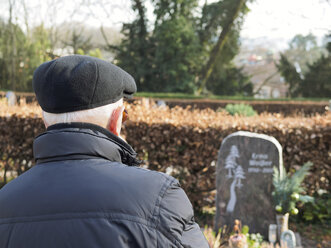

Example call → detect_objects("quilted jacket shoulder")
0 123 208 248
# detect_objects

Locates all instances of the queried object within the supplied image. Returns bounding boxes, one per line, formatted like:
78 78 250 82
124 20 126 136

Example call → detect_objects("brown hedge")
1 91 329 116
0 101 330 214
152 98 329 116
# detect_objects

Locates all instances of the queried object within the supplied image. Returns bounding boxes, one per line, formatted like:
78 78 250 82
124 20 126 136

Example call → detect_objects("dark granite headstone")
215 131 283 237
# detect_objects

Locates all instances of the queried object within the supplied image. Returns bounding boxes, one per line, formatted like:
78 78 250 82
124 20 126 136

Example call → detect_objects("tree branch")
100 25 111 48
253 71 279 95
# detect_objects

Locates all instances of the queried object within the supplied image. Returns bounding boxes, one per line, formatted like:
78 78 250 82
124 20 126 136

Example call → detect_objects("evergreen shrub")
225 103 257 116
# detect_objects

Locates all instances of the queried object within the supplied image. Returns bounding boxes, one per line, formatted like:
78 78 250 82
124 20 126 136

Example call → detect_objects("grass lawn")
1 90 329 102
135 92 330 102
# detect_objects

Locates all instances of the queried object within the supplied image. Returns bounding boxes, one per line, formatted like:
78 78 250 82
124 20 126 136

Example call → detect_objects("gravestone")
5 91 16 106
215 131 283 237
156 100 167 108
281 230 296 248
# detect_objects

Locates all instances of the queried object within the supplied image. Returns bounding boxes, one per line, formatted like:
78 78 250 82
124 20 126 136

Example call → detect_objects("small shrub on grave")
225 103 257 117
299 191 331 224
272 162 314 215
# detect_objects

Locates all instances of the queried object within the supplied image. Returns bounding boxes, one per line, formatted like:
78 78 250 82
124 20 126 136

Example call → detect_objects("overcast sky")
0 0 330 49
241 0 330 40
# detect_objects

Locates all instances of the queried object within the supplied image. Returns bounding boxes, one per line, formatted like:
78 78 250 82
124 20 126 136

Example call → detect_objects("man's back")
0 124 208 248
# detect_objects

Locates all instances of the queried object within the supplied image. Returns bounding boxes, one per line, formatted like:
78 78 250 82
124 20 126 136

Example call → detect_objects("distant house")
53 47 74 57
236 50 289 98
254 83 288 99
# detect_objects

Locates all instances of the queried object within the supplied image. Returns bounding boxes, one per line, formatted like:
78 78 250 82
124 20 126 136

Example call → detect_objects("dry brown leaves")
1 100 330 130
0 100 330 213
126 100 331 130
0 99 42 118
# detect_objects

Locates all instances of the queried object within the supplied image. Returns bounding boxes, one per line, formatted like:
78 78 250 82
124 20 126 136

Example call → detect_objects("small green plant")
272 162 314 215
247 233 264 248
301 191 331 223
225 103 257 117
242 225 264 248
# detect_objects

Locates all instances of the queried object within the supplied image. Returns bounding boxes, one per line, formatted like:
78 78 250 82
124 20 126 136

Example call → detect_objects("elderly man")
0 55 208 247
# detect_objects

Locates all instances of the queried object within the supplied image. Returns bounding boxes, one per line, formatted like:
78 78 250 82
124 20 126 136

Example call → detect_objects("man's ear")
107 106 124 136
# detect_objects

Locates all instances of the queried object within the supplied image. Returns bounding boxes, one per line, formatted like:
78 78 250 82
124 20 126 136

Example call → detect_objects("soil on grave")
290 223 331 248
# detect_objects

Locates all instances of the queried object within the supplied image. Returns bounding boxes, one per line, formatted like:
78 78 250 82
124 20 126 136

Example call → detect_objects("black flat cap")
33 55 136 113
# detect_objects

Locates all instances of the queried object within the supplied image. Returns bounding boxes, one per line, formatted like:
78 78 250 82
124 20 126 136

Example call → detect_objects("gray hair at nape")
42 98 123 128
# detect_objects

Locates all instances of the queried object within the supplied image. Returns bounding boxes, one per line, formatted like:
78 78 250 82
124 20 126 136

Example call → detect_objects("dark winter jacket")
0 123 208 248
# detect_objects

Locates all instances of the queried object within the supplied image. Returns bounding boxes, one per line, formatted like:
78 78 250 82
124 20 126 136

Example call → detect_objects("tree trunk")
8 0 17 91
197 0 246 95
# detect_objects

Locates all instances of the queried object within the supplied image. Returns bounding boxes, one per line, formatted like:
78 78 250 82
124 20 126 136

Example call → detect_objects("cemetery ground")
198 206 331 247
0 97 330 247
290 222 331 248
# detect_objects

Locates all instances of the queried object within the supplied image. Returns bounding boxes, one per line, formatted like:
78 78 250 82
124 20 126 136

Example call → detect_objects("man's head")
33 55 136 136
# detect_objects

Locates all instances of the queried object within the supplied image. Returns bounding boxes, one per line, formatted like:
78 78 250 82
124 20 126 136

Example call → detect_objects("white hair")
42 99 123 128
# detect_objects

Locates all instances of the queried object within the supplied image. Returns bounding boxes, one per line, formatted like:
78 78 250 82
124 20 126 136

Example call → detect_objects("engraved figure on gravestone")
215 131 283 237
225 145 246 213
225 145 239 178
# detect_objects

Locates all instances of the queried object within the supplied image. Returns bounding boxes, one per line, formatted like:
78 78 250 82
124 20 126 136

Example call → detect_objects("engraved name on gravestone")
215 131 283 237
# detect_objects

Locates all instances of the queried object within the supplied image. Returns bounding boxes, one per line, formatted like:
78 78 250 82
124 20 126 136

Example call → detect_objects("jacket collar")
33 122 140 166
